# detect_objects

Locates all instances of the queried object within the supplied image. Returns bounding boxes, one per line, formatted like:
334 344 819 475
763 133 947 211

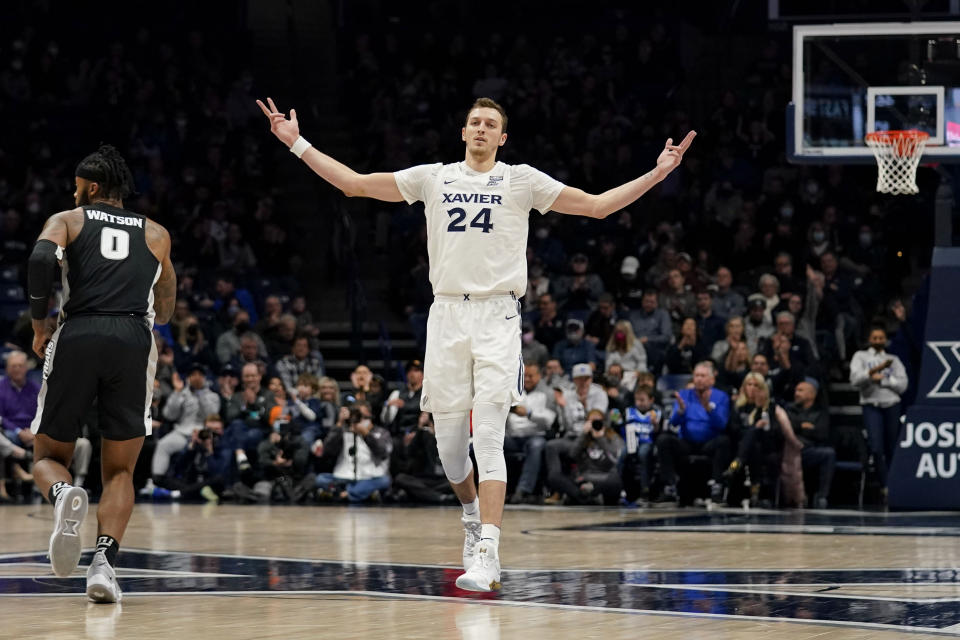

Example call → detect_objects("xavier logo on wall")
924 342 960 398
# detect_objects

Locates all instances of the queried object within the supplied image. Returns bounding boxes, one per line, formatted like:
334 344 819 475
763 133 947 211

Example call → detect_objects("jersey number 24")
447 207 493 233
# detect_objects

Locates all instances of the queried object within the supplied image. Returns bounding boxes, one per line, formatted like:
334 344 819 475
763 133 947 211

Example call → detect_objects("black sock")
48 481 71 505
96 535 120 567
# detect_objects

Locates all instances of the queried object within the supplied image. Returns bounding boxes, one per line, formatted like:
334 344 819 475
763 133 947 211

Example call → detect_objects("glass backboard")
789 22 960 163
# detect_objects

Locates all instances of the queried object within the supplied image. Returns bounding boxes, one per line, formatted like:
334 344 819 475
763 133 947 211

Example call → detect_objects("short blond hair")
466 97 508 133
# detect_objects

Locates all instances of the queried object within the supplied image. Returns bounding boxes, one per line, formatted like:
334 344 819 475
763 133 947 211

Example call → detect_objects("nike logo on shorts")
505 314 518 320
444 179 457 184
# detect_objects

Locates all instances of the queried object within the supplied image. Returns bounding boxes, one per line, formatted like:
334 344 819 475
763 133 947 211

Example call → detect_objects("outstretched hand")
656 130 697 175
256 97 300 148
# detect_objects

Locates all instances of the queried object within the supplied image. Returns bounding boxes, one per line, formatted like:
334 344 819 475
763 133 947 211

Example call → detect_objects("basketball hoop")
865 130 930 195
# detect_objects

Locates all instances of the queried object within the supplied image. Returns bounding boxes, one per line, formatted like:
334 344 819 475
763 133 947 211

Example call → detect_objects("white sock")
462 498 480 520
480 524 500 547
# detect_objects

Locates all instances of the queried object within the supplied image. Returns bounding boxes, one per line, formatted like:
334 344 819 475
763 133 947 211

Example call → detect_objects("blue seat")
834 460 866 509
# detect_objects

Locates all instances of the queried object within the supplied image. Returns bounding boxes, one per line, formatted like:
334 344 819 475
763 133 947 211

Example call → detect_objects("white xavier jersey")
394 161 565 295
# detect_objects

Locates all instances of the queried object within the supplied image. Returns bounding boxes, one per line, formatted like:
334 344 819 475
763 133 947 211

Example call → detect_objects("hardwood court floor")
2 503 959 639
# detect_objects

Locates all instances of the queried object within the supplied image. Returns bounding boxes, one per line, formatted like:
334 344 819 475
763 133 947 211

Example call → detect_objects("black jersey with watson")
61 204 160 323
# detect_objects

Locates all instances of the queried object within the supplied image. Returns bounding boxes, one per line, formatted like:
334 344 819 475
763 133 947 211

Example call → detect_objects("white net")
865 130 929 195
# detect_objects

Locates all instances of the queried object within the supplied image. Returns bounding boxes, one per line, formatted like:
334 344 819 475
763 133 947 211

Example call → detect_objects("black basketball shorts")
30 315 157 442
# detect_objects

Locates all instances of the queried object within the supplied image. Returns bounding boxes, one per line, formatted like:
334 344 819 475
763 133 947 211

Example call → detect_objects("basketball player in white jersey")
258 96 694 591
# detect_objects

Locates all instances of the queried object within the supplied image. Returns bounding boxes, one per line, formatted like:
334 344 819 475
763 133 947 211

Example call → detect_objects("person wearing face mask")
584 293 618 347
552 318 600 373
520 321 549 370
604 320 647 385
216 309 268 365
849 326 907 502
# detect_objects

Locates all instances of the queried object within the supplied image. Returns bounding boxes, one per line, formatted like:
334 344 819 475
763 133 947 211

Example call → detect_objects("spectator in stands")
172 315 218 373
534 293 565 352
656 361 732 503
168 414 232 502
148 364 221 494
757 273 780 323
725 373 802 507
521 320 549 370
660 268 696 329
344 364 385 416
584 292 618 347
744 294 774 355
555 363 609 436
381 360 424 436
665 317 708 375
786 378 836 509
290 373 325 445
256 402 314 504
617 255 645 310
314 402 392 503
711 316 745 363
602 363 635 415
555 253 604 311
225 362 275 465
213 274 258 325
553 318 601 373
761 311 817 383
604 319 647 384
256 294 284 340
694 290 726 351
391 411 455 504
621 384 661 502
849 326 908 500
546 409 624 505
712 266 745 319
264 313 298 360
216 310 267 365
316 376 341 430
505 362 556 504
0 351 39 449
629 290 672 375
820 250 860 361
543 358 573 392
276 335 325 393
289 295 319 339
218 364 242 423
773 252 803 298
718 340 751 391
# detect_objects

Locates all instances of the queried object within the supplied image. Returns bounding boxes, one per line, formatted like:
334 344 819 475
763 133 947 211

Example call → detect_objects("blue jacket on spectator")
553 339 600 374
669 388 730 444
214 288 259 324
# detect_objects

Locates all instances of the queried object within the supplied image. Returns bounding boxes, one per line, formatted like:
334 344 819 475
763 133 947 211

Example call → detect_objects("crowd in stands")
0 4 928 508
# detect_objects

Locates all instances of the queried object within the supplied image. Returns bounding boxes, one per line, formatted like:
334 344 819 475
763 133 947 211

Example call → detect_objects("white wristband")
289 136 312 158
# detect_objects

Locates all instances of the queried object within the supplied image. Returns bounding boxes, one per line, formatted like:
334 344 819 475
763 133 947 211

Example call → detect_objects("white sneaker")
49 486 88 577
461 516 482 571
455 542 501 592
86 551 122 603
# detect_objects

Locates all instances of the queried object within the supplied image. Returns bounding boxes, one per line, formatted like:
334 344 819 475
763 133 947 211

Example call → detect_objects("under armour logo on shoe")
62 519 80 537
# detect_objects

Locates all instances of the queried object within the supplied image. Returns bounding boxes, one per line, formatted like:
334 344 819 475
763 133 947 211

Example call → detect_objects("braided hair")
75 144 135 201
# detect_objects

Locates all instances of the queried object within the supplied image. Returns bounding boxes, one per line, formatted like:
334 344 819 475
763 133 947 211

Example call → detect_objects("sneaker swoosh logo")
505 314 518 320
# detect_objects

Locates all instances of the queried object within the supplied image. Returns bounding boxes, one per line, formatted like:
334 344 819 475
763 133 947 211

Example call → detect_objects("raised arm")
257 97 404 202
551 131 696 219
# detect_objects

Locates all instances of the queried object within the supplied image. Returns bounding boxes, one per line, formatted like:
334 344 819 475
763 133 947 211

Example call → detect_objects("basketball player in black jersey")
26 145 176 602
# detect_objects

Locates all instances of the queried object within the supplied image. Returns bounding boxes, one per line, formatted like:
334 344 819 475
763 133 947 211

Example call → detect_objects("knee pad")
433 411 473 484
473 402 509 483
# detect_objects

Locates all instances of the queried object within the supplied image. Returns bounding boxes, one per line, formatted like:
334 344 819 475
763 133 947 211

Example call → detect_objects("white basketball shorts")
421 293 524 413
